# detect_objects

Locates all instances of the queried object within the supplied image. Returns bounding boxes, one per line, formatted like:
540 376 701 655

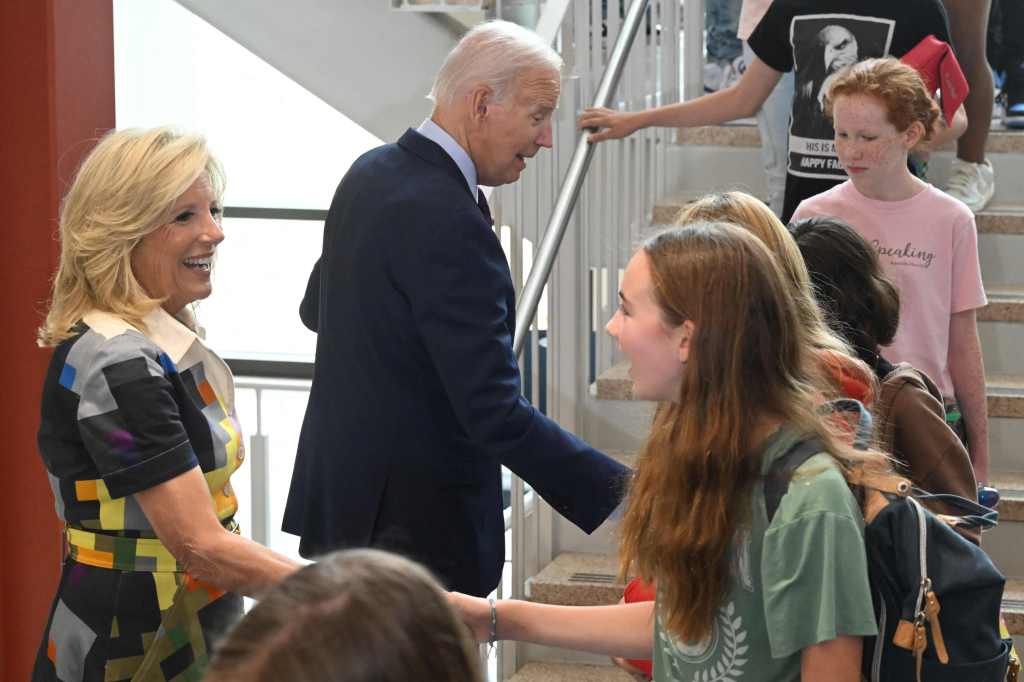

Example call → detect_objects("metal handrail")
683 0 706 101
511 0 651 357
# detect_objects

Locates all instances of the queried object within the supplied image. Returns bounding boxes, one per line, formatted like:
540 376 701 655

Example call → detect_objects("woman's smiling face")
131 173 225 314
604 250 692 402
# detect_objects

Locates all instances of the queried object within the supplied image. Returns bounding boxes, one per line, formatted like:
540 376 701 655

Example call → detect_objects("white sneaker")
703 60 728 93
944 158 995 213
722 54 746 90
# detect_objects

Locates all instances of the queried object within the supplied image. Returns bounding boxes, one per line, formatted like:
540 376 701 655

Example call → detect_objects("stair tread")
673 125 1024 155
528 552 624 606
653 196 1024 235
530 555 1024 636
990 375 1024 392
992 473 1024 491
597 365 1024 418
509 662 636 682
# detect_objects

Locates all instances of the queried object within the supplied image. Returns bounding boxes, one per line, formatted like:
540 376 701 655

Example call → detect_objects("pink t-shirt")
792 181 987 398
738 0 773 40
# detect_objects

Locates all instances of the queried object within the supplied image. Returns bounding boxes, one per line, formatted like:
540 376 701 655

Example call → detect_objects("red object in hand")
622 578 656 679
900 35 969 124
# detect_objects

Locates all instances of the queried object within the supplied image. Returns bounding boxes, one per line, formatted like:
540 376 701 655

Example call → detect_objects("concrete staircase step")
981 287 1024 323
978 206 1024 235
652 196 1024 238
989 375 1024 418
527 552 624 606
509 662 636 682
529 553 1024 637
674 125 1024 155
596 364 1024 418
992 473 1024 523
594 363 633 401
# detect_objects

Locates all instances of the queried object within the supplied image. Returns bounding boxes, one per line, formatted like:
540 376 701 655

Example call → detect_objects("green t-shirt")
652 427 877 682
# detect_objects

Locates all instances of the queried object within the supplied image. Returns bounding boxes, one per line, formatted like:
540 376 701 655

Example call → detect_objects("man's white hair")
429 20 563 108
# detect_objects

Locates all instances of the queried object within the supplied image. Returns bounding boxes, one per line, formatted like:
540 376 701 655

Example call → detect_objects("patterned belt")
65 518 240 573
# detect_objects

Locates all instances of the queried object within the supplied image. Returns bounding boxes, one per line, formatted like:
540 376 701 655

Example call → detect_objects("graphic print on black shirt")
789 15 894 180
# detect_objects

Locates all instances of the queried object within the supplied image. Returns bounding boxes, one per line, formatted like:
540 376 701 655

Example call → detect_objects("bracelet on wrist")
488 597 498 646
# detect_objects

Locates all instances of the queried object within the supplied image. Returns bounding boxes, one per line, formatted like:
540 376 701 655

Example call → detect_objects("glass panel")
113 0 381 210
232 388 256 539
198 216 322 361
260 389 309 560
231 386 307 562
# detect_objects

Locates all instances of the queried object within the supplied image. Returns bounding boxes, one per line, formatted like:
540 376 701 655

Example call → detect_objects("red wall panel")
0 1 114 677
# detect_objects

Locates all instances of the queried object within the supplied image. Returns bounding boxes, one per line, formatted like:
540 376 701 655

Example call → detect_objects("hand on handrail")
578 107 643 143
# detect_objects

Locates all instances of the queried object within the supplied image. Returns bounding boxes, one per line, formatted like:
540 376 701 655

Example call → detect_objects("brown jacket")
874 362 980 544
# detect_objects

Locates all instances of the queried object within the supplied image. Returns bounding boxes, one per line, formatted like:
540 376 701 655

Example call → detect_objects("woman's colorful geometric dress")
33 307 246 682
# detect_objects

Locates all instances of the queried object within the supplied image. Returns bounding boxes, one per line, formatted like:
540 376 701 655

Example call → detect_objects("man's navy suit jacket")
283 129 629 596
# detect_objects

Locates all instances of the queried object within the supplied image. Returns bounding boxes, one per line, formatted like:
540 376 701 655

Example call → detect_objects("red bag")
900 35 969 124
621 577 656 679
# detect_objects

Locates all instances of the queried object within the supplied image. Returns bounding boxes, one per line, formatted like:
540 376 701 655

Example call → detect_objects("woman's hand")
578 108 643 142
448 591 492 642
135 467 299 596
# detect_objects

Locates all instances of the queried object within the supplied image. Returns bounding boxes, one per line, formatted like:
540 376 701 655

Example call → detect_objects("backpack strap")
763 399 872 523
912 490 999 529
764 438 826 523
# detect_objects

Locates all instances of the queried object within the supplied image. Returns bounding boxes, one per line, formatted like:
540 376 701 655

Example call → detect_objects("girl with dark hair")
451 222 884 682
792 58 991 483
790 216 979 542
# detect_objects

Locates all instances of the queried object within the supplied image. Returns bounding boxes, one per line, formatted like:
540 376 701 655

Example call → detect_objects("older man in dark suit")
283 21 629 597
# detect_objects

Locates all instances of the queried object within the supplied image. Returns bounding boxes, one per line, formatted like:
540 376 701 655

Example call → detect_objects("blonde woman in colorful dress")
33 128 299 682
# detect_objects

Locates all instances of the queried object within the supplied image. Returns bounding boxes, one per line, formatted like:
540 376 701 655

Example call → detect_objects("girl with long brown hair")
450 222 880 681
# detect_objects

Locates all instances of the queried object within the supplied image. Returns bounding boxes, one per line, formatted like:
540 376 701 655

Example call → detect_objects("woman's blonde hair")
673 191 872 398
38 127 224 347
618 222 888 643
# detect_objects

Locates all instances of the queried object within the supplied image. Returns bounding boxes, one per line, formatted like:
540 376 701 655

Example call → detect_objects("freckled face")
833 94 915 180
604 250 690 402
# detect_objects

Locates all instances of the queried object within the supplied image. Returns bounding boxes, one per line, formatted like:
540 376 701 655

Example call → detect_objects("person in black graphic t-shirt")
578 0 967 222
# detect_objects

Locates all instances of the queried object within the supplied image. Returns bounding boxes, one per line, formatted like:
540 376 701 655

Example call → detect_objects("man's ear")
677 320 695 364
469 85 493 124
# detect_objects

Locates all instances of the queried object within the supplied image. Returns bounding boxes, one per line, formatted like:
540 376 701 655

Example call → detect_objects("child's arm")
948 309 989 483
449 593 655 658
578 56 783 143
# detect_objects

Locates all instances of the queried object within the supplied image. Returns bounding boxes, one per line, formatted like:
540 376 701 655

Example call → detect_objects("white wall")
174 0 465 143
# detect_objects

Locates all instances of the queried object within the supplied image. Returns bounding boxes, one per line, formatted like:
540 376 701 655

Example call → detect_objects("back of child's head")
789 216 900 359
823 57 941 141
205 549 481 682
674 192 808 295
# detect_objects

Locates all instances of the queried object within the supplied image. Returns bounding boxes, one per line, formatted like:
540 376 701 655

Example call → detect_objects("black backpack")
764 402 1013 682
